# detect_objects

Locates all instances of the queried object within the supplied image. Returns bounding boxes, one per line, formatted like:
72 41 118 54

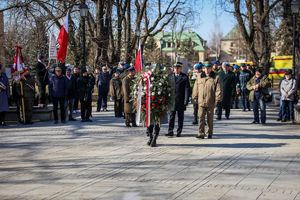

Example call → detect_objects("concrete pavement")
0 105 300 200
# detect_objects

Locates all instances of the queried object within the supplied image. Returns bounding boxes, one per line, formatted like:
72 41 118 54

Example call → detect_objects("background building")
155 31 208 66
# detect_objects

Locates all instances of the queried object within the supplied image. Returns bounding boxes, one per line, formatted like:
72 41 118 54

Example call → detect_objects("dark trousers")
0 112 6 124
37 79 47 105
17 96 33 124
125 113 136 126
252 98 266 123
168 110 184 134
282 100 294 121
241 89 250 110
74 97 79 111
80 99 92 120
97 91 108 111
278 100 285 119
216 103 230 119
53 97 66 122
114 99 123 117
147 124 160 135
68 98 74 119
193 103 198 122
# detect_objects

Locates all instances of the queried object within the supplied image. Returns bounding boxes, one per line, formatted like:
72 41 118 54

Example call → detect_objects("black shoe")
86 119 93 122
126 124 131 127
216 117 221 120
96 109 100 112
276 118 282 121
207 135 212 139
243 109 246 111
69 118 77 121
176 133 182 137
261 122 266 125
281 119 287 122
251 121 259 124
165 132 174 137
226 116 229 120
81 120 86 122
2 122 7 126
54 120 58 124
132 124 138 127
61 120 66 124
192 121 198 125
248 109 251 111
196 135 205 139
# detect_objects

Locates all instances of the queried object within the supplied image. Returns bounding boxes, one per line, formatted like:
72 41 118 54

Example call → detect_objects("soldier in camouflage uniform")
190 63 203 125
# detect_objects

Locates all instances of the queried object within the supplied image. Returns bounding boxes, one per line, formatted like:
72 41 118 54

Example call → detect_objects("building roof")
155 31 206 52
222 25 241 41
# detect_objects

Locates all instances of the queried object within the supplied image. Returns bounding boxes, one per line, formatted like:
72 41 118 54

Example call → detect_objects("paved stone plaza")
0 105 300 200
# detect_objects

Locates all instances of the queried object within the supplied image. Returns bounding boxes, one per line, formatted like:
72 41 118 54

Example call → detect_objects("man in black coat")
166 62 190 137
216 62 235 120
96 66 111 112
72 66 80 113
35 55 49 107
66 68 77 121
77 68 95 122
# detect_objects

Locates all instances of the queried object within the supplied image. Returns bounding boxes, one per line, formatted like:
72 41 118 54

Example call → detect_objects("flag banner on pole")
142 70 152 127
135 81 143 126
134 42 143 73
49 30 57 60
57 12 69 63
12 46 26 81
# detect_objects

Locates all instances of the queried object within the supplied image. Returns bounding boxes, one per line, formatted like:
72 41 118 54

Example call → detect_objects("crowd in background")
0 57 298 132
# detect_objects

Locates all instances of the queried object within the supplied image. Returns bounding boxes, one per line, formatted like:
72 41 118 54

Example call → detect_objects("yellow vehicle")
269 56 292 80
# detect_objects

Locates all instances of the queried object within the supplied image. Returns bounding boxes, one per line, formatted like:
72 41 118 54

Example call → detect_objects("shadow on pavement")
160 142 286 148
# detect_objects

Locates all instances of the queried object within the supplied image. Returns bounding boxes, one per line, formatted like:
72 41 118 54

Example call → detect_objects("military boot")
150 125 160 147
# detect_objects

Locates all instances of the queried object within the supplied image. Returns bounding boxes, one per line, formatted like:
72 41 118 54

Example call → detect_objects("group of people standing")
0 57 298 146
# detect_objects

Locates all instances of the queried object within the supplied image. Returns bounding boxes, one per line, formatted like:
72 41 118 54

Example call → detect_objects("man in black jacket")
77 68 95 122
72 66 80 113
166 62 190 137
96 66 111 112
66 68 77 121
35 55 49 107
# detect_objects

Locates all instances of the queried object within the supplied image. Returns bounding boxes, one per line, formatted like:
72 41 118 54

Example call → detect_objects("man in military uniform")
13 69 35 124
190 63 203 125
109 70 123 117
192 62 221 139
166 62 190 137
122 66 137 127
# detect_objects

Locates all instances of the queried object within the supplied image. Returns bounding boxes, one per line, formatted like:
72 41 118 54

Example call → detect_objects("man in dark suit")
166 62 190 137
216 62 235 120
35 55 49 107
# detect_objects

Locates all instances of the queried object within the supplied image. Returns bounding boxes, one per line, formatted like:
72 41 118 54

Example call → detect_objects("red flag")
57 13 69 63
135 43 143 72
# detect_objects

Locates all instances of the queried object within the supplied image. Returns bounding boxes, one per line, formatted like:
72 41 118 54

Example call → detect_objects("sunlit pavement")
0 105 300 200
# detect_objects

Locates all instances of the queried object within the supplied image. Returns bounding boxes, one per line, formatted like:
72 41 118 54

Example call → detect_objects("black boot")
147 132 153 146
150 125 160 147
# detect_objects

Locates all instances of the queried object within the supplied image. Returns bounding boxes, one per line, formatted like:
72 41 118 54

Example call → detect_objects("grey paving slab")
0 105 300 200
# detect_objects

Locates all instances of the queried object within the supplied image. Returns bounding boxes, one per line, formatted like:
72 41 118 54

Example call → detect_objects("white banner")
49 31 57 60
135 81 143 126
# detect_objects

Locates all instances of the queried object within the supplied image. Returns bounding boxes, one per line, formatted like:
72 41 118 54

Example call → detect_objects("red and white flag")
12 46 26 80
57 12 69 63
134 43 143 73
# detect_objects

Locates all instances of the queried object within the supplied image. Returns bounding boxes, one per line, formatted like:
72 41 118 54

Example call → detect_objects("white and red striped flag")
134 43 143 73
57 12 69 63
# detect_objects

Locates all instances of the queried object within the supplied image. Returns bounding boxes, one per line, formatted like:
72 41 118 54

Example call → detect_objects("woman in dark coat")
0 64 10 126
